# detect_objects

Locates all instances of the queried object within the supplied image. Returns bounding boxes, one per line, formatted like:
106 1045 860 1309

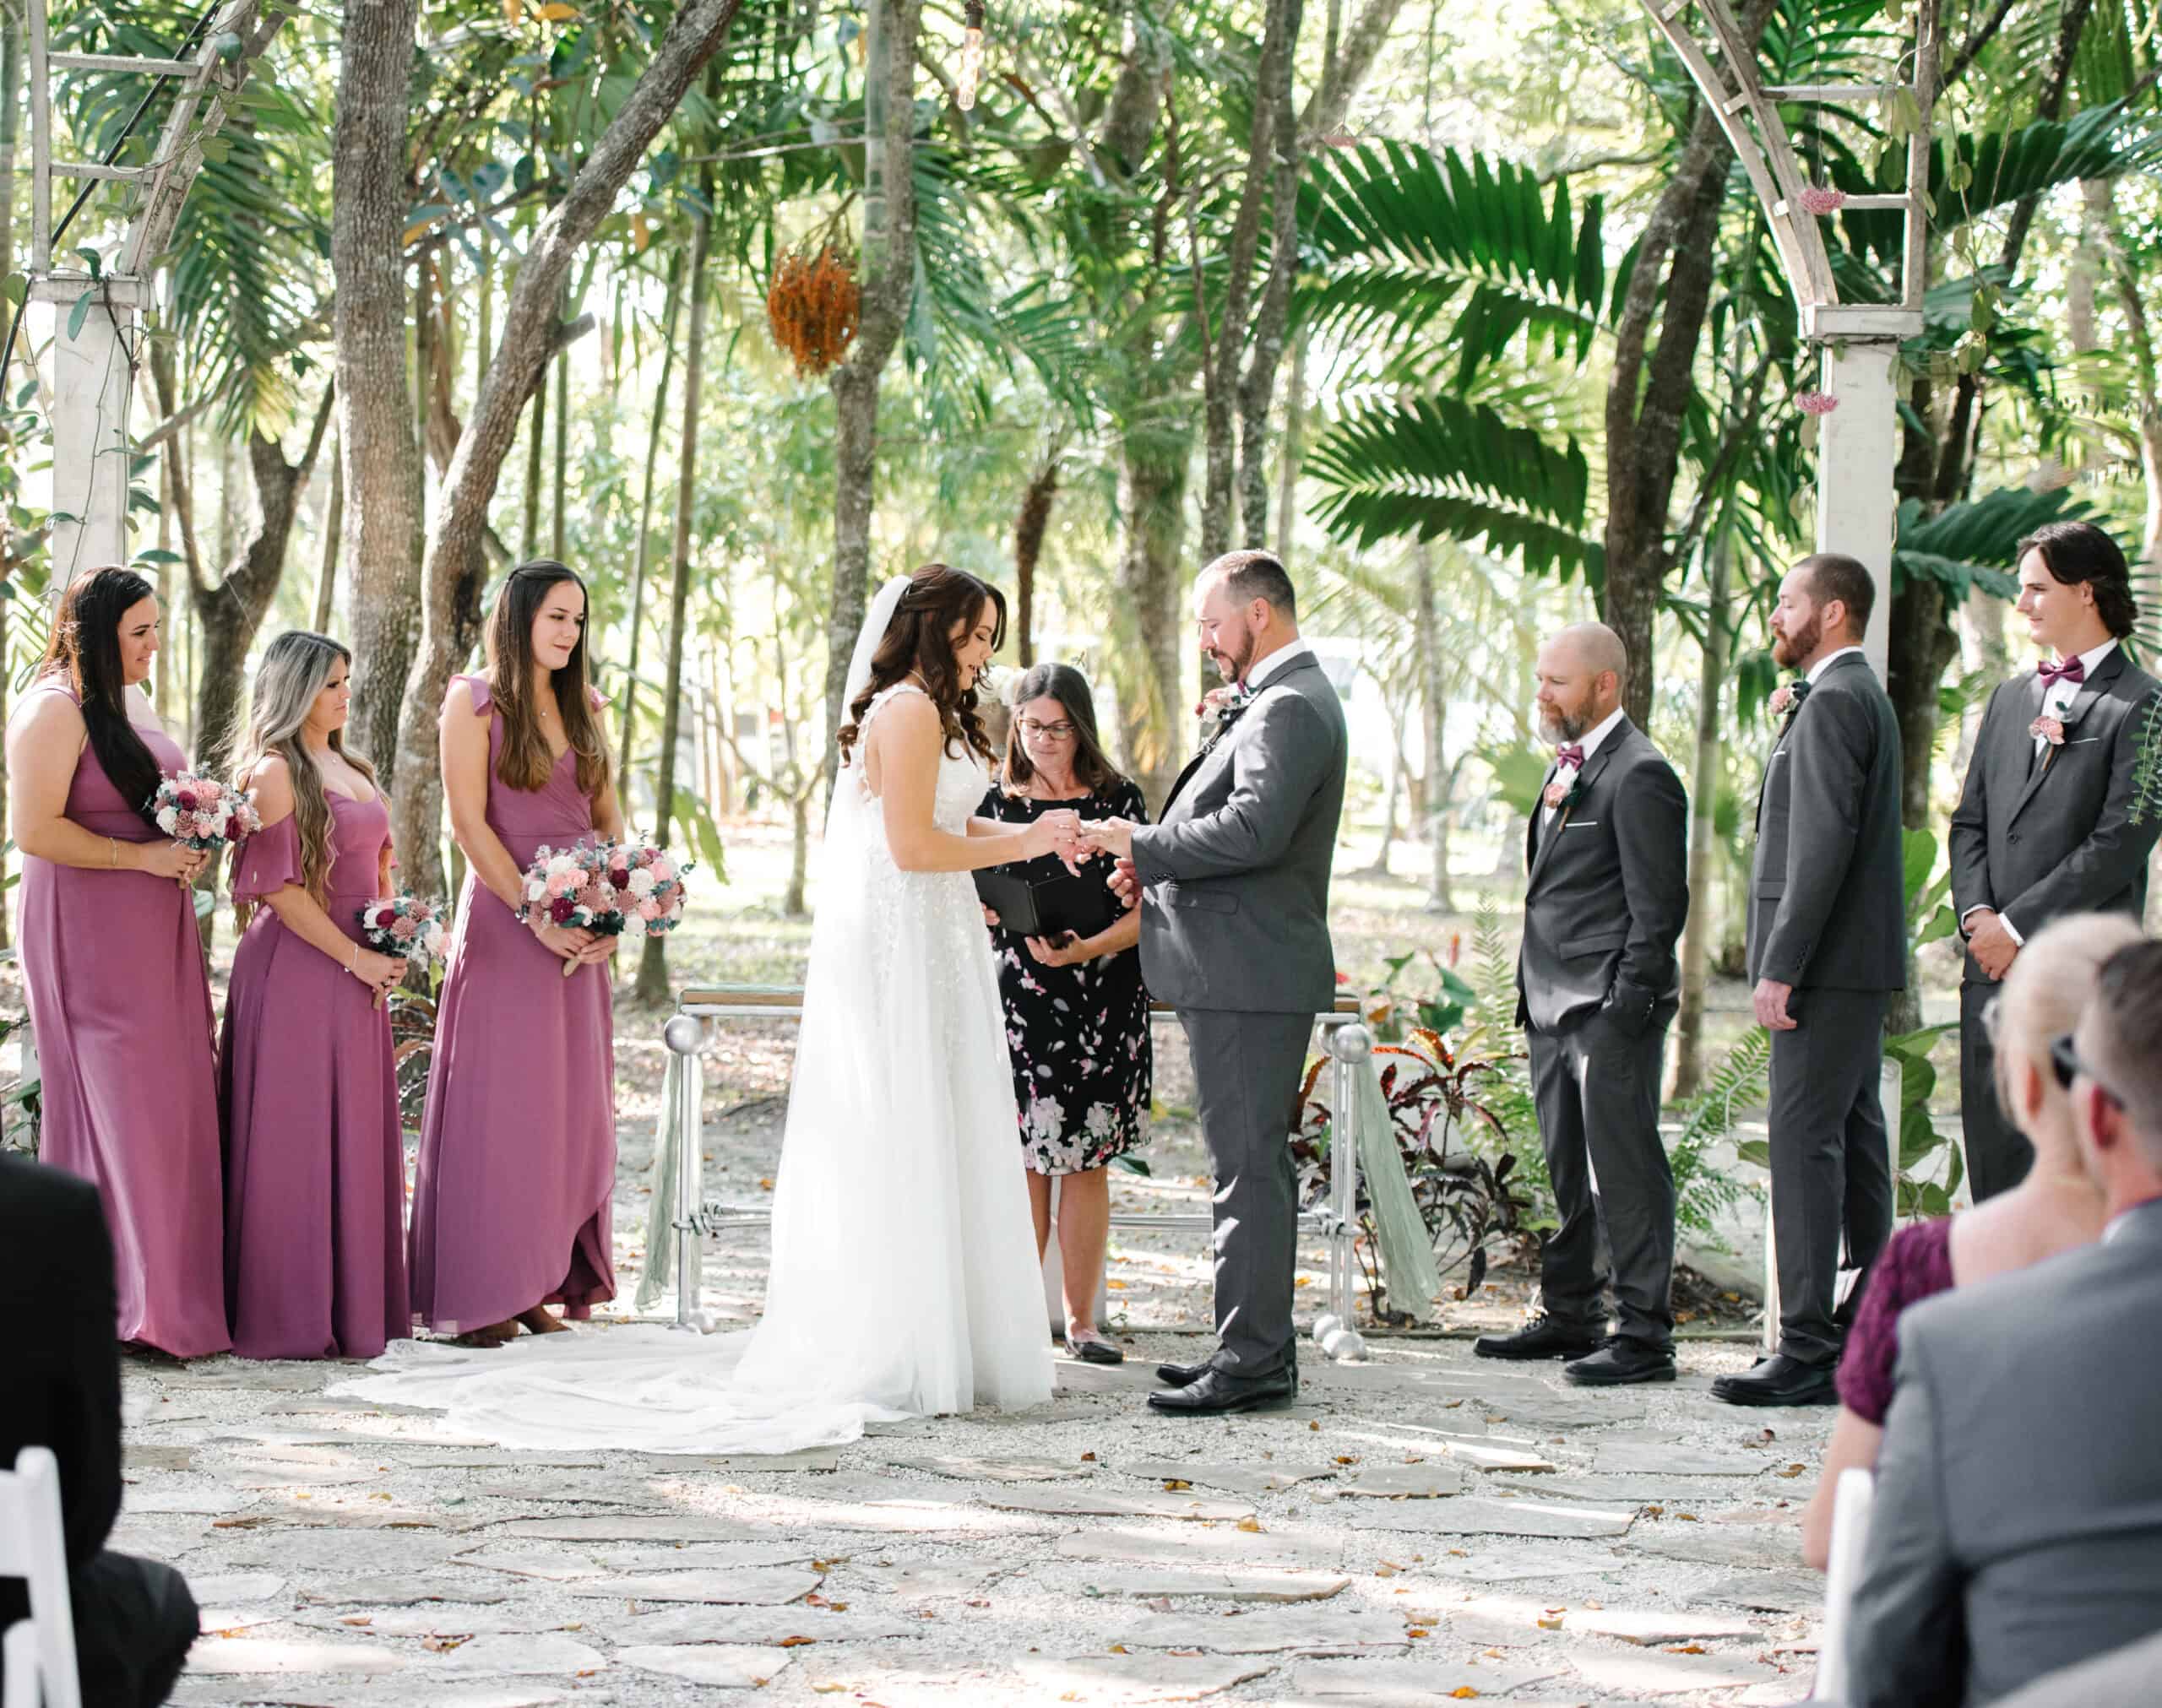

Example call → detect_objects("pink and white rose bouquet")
150 771 261 849
515 839 693 977
600 836 693 946
356 892 450 968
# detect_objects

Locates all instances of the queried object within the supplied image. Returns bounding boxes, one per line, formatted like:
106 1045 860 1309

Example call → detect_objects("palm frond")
1893 485 2094 605
1306 395 1604 588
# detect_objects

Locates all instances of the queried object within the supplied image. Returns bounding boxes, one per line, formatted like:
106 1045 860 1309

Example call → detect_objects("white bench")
0 1447 80 1708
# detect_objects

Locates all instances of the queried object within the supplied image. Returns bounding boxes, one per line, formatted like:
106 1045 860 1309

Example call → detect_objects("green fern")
1667 1027 1770 1243
1456 897 1553 1227
2129 691 2162 827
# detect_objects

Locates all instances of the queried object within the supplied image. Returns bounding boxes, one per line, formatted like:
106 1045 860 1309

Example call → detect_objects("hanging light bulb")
958 0 986 111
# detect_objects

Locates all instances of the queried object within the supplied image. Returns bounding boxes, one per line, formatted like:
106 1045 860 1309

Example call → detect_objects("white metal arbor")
23 0 285 581
1635 0 1943 679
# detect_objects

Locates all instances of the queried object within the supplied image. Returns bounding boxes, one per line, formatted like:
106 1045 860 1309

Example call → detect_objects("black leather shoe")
1147 1364 1299 1416
1070 1335 1124 1365
1564 1340 1676 1386
1709 1353 1838 1407
1475 1315 1603 1362
1155 1358 1211 1387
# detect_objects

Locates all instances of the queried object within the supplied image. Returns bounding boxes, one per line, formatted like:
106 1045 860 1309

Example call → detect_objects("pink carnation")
389 914 419 941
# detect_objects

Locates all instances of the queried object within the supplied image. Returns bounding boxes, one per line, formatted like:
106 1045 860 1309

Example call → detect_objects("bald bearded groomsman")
1950 522 2162 1201
1477 623 1689 1385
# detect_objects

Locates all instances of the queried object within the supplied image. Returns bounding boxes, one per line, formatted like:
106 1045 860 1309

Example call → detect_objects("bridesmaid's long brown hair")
228 632 378 932
484 560 611 800
836 564 1006 766
44 566 165 830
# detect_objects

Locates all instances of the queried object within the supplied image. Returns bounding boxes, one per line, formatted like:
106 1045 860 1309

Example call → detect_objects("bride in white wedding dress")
335 566 1066 1450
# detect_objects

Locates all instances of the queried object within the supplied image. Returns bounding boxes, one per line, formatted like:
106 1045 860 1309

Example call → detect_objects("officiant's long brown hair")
837 565 1006 765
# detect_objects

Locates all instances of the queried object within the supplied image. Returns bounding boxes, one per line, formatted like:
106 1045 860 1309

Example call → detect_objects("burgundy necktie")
2038 655 2086 687
1555 743 1586 769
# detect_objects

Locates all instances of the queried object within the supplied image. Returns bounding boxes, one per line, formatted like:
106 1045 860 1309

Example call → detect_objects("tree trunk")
1413 540 1453 912
551 329 569 561
618 256 683 783
1298 0 1408 136
818 0 926 793
1672 528 1736 1098
636 171 715 1005
521 377 546 560
1599 0 1774 726
388 0 749 893
1274 327 1309 565
1198 0 1303 560
192 391 340 779
786 784 811 918
1115 431 1191 813
1235 0 1302 550
1013 453 1059 669
313 435 344 632
334 0 425 786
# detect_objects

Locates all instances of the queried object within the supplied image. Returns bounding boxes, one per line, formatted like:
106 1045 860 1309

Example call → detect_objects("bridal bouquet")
150 771 261 850
516 839 693 978
356 892 450 968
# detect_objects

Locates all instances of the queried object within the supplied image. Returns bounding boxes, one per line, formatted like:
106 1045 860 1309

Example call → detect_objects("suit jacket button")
2008 832 2021 845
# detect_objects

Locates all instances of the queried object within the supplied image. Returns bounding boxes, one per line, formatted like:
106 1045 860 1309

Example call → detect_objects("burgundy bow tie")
1555 743 1586 769
2039 655 2086 688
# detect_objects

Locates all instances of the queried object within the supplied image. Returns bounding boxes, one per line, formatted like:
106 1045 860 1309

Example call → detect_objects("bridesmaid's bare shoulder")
7 676 86 744
242 754 297 822
441 675 492 723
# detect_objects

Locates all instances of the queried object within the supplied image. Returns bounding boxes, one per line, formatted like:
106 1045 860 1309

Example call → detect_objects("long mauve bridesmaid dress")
406 675 617 1333
17 680 230 1357
220 794 408 1358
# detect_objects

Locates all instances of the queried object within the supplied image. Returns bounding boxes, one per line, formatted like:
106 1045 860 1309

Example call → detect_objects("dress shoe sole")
1146 1388 1298 1416
1564 1363 1676 1387
1709 1377 1838 1407
1475 1342 1601 1363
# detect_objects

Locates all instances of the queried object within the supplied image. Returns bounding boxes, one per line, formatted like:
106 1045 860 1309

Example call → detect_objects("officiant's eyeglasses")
1019 718 1076 740
2051 1033 2124 1109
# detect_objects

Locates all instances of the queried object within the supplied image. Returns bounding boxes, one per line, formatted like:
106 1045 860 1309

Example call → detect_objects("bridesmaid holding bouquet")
408 560 626 1346
220 632 409 1359
7 567 229 1357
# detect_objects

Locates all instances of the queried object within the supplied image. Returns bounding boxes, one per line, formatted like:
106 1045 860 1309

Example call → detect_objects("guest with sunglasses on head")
976 663 1151 1364
1800 911 2141 1569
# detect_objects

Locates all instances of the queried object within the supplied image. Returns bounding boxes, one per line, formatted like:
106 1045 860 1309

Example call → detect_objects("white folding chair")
0 1448 81 1708
1812 1465 1877 1701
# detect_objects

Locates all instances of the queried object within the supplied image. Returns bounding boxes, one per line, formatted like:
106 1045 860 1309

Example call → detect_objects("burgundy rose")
223 816 240 840
375 908 398 929
549 895 577 924
175 789 199 811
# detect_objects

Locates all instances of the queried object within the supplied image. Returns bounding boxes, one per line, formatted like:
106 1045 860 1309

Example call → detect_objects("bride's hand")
1021 810 1083 864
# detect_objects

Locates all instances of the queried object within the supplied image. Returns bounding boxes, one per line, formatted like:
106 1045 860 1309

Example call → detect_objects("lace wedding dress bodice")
334 677 1051 1450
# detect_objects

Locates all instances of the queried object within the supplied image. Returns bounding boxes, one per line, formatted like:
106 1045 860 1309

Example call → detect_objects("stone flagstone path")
118 1330 1839 1706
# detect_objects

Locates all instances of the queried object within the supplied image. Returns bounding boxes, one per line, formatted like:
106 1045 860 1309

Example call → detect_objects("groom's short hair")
1208 550 1298 621
1795 552 1875 637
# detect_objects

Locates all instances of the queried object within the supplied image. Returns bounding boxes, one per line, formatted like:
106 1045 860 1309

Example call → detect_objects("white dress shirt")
1807 643 1866 684
1244 637 1315 692
1541 704 1626 831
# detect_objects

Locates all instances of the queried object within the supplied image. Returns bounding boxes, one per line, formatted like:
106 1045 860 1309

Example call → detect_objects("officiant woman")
408 560 626 1347
978 663 1151 1364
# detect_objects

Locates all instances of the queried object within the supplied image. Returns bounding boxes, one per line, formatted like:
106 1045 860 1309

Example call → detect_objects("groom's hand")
1081 816 1135 860
1110 857 1140 911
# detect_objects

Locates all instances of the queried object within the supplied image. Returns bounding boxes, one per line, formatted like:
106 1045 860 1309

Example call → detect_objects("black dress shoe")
1147 1364 1299 1416
1709 1353 1838 1407
1564 1340 1676 1387
1070 1335 1124 1365
1475 1314 1604 1362
1155 1358 1211 1387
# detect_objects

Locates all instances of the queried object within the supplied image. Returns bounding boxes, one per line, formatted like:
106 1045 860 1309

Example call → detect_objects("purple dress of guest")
220 795 408 1358
16 681 230 1357
1834 1216 1957 1423
406 675 617 1333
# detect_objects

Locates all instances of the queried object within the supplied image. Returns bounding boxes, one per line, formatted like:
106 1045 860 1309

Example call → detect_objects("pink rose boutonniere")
1768 679 1811 721
1542 775 1585 812
2029 715 2066 746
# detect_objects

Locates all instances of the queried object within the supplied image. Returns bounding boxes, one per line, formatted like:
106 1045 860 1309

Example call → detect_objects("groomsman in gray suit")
1089 551 1349 1416
1846 939 2162 1705
1475 623 1688 1385
1714 553 1904 1407
1950 521 2161 1202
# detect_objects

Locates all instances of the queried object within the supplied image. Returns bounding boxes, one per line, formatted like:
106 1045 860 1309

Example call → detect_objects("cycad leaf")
1893 486 2092 604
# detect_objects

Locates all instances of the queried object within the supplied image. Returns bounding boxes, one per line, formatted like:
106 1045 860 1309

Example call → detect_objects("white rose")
526 878 546 901
157 806 178 832
627 868 655 897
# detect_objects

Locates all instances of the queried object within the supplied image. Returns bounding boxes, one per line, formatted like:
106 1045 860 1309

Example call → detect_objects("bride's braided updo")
836 564 1007 766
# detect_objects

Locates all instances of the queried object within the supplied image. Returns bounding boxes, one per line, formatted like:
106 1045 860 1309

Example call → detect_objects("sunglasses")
2050 1033 2125 1109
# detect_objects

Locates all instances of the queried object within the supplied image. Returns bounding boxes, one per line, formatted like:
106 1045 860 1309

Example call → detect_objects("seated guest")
0 1154 198 1706
1801 912 2139 1567
1845 938 2162 1706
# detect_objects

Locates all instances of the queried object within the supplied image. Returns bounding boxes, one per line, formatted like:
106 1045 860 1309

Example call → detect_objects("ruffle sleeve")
449 673 492 718
231 814 303 905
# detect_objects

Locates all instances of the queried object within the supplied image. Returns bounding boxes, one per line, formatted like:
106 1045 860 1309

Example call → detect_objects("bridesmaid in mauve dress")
408 559 627 1347
5 567 228 1357
220 632 410 1359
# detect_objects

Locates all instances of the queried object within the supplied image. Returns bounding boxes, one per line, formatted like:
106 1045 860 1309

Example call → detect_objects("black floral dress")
977 779 1154 1175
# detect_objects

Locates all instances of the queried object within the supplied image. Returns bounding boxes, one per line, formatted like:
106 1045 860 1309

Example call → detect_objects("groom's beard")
1535 702 1590 745
1212 632 1256 684
1771 611 1822 670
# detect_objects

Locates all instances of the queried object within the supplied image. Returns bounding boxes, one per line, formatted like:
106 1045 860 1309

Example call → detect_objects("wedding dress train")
334 665 1053 1451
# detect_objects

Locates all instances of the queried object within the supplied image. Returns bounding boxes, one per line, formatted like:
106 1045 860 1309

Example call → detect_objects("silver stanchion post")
662 1012 705 1331
1313 1022 1371 1362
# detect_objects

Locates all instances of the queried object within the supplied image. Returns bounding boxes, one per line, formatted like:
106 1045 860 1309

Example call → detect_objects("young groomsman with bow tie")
1949 522 2162 1201
1475 623 1688 1385
1716 553 1904 1407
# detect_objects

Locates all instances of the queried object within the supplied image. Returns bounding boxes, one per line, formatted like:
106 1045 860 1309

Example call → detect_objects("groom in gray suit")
1089 550 1349 1415
1477 622 1688 1385
1714 552 1904 1407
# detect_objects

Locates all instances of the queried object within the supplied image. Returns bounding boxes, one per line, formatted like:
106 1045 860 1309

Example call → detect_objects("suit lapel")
2009 648 2126 825
1528 721 1627 893
1163 655 1319 816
